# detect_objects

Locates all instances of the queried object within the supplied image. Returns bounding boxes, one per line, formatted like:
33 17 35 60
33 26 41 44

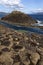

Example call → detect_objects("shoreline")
0 19 43 34
0 18 43 28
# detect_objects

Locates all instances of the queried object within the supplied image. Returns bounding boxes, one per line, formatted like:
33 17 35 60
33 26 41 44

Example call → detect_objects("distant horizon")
0 10 43 14
0 0 43 14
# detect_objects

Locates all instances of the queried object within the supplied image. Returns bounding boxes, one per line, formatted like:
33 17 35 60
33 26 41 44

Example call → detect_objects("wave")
36 20 41 24
36 20 43 26
32 20 43 26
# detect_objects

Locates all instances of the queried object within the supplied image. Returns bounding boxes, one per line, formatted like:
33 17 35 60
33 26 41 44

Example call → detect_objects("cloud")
31 8 43 13
0 0 23 9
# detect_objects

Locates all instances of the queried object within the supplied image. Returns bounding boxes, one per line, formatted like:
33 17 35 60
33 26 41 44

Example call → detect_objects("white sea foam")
32 20 43 26
37 20 41 24
36 20 43 26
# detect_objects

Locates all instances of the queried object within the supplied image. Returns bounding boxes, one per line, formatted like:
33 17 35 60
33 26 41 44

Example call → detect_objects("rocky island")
1 11 37 27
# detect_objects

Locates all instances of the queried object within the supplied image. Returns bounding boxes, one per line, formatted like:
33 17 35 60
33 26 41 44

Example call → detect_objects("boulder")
30 53 40 65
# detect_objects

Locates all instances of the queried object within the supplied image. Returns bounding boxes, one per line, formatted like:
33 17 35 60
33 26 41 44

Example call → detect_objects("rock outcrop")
1 11 37 27
0 25 43 65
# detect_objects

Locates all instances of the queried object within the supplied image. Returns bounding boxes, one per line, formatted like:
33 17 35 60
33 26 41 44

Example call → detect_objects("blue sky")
0 0 43 13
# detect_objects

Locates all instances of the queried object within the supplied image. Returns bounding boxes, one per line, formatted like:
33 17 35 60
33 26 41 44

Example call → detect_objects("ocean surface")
30 14 43 23
0 14 6 18
29 14 43 26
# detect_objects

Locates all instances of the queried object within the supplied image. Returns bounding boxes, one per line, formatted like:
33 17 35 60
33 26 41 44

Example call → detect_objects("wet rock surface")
0 27 43 65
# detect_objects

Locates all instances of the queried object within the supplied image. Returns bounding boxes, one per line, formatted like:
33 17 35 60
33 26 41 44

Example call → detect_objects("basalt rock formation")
0 25 43 65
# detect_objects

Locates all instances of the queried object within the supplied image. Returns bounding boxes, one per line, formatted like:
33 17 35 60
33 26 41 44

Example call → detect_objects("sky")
0 0 43 13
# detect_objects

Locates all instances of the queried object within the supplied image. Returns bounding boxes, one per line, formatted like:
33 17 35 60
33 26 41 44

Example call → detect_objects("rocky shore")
0 25 43 65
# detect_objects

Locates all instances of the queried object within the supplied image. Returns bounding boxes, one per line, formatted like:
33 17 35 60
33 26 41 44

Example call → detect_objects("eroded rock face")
30 53 40 65
0 53 13 65
36 47 43 65
0 28 43 65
